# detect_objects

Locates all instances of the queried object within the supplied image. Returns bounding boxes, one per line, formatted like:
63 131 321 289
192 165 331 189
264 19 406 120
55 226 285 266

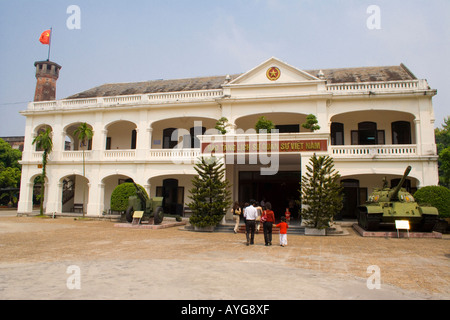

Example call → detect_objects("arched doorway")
150 174 195 216
160 179 183 215
330 110 415 146
101 174 135 213
153 117 217 149
64 122 93 151
339 179 364 220
105 121 137 150
33 124 53 151
60 175 89 214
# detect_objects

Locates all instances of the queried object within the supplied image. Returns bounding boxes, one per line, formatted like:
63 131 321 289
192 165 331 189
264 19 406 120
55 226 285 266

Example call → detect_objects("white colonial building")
18 57 438 220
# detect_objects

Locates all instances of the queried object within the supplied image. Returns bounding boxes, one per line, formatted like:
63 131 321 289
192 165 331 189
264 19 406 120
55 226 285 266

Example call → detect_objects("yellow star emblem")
266 67 281 81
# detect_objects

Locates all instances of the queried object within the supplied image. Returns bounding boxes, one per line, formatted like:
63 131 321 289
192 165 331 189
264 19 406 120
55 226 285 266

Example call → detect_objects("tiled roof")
66 74 241 99
66 64 416 99
306 64 416 84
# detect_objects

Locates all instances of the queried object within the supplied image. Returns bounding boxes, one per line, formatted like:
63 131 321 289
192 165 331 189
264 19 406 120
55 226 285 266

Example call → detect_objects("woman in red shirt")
262 202 275 246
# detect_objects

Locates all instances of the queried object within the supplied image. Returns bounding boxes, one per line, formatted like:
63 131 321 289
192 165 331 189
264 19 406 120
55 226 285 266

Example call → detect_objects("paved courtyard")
0 213 449 300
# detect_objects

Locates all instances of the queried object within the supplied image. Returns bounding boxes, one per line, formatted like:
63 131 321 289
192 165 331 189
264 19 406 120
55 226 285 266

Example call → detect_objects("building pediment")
227 57 320 87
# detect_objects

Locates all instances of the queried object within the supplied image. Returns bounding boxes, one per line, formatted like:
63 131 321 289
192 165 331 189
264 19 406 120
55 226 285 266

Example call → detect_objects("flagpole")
47 27 52 61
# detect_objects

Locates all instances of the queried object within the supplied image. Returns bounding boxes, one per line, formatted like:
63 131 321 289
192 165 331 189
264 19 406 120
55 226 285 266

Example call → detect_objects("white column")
89 117 106 162
44 174 58 214
86 168 104 216
21 117 34 162
93 112 105 149
316 100 328 134
148 127 153 149
417 97 437 156
414 119 422 156
86 181 104 217
18 174 34 214
51 119 64 161
135 127 152 159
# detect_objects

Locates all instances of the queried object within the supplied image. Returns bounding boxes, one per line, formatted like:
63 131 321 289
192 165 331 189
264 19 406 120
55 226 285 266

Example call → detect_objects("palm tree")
74 123 93 174
32 128 53 216
74 123 93 217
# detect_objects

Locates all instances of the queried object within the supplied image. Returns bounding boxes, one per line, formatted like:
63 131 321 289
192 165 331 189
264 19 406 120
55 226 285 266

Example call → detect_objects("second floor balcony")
25 107 437 166
28 133 427 166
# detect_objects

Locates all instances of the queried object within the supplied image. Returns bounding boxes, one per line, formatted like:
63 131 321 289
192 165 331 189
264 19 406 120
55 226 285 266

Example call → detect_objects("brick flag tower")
34 60 62 102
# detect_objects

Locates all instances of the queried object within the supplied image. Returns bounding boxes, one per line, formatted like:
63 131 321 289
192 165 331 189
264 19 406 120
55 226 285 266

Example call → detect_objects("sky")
0 0 449 136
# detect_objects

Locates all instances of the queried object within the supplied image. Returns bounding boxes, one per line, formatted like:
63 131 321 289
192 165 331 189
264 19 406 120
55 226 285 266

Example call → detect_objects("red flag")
39 29 51 45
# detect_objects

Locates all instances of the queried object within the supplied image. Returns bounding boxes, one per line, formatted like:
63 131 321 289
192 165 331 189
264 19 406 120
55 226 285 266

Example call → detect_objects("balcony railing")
30 144 419 164
26 89 224 111
326 80 426 93
62 150 91 160
148 149 201 162
104 150 136 159
30 149 201 163
25 79 432 112
330 144 418 157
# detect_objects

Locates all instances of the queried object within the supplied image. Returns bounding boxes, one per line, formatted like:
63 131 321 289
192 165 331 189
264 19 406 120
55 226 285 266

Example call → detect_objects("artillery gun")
125 182 164 225
357 166 439 231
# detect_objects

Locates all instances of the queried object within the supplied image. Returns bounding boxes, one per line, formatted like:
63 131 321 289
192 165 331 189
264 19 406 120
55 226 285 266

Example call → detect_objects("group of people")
231 200 289 247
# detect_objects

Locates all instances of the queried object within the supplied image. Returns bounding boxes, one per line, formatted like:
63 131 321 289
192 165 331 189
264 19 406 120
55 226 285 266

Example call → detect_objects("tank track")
420 214 438 232
358 209 382 231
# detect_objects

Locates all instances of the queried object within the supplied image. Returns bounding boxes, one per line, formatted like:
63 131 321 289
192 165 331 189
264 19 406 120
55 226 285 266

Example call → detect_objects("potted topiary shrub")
300 154 343 235
301 114 321 132
215 117 231 135
188 156 231 232
255 116 275 133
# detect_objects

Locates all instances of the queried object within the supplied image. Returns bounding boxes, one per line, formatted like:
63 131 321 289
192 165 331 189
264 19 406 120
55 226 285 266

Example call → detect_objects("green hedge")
110 183 148 211
413 186 450 218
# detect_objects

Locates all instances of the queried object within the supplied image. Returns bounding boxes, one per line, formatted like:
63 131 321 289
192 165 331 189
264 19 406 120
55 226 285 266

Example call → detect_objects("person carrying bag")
231 201 241 234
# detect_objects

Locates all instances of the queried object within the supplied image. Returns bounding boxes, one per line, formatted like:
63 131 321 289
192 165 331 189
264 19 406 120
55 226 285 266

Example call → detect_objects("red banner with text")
202 139 328 154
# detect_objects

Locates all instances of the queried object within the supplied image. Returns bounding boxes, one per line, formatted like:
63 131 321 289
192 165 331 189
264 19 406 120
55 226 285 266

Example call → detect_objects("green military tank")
357 166 439 231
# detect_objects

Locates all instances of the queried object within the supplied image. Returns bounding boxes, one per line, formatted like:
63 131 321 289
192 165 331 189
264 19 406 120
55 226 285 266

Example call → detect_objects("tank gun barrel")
388 166 412 200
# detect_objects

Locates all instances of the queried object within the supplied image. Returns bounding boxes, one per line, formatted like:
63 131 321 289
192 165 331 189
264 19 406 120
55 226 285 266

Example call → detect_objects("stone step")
215 223 305 235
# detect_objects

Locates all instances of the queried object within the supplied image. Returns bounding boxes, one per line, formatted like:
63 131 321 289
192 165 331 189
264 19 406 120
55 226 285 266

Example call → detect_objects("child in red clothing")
275 216 289 247
284 208 291 224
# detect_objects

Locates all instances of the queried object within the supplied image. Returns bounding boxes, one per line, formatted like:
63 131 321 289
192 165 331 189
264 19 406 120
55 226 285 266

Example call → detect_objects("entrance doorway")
339 179 367 219
157 179 184 215
238 171 301 221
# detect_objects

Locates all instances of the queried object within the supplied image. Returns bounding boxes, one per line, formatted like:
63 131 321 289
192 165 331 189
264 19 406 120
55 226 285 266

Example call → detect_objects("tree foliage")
73 122 93 149
188 156 231 228
435 117 450 187
301 114 321 132
214 117 230 135
0 139 22 205
255 116 275 133
0 167 21 189
300 154 343 229
0 138 22 170
32 128 53 216
435 117 450 152
414 186 450 218
439 147 450 188
0 138 22 192
74 122 94 216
